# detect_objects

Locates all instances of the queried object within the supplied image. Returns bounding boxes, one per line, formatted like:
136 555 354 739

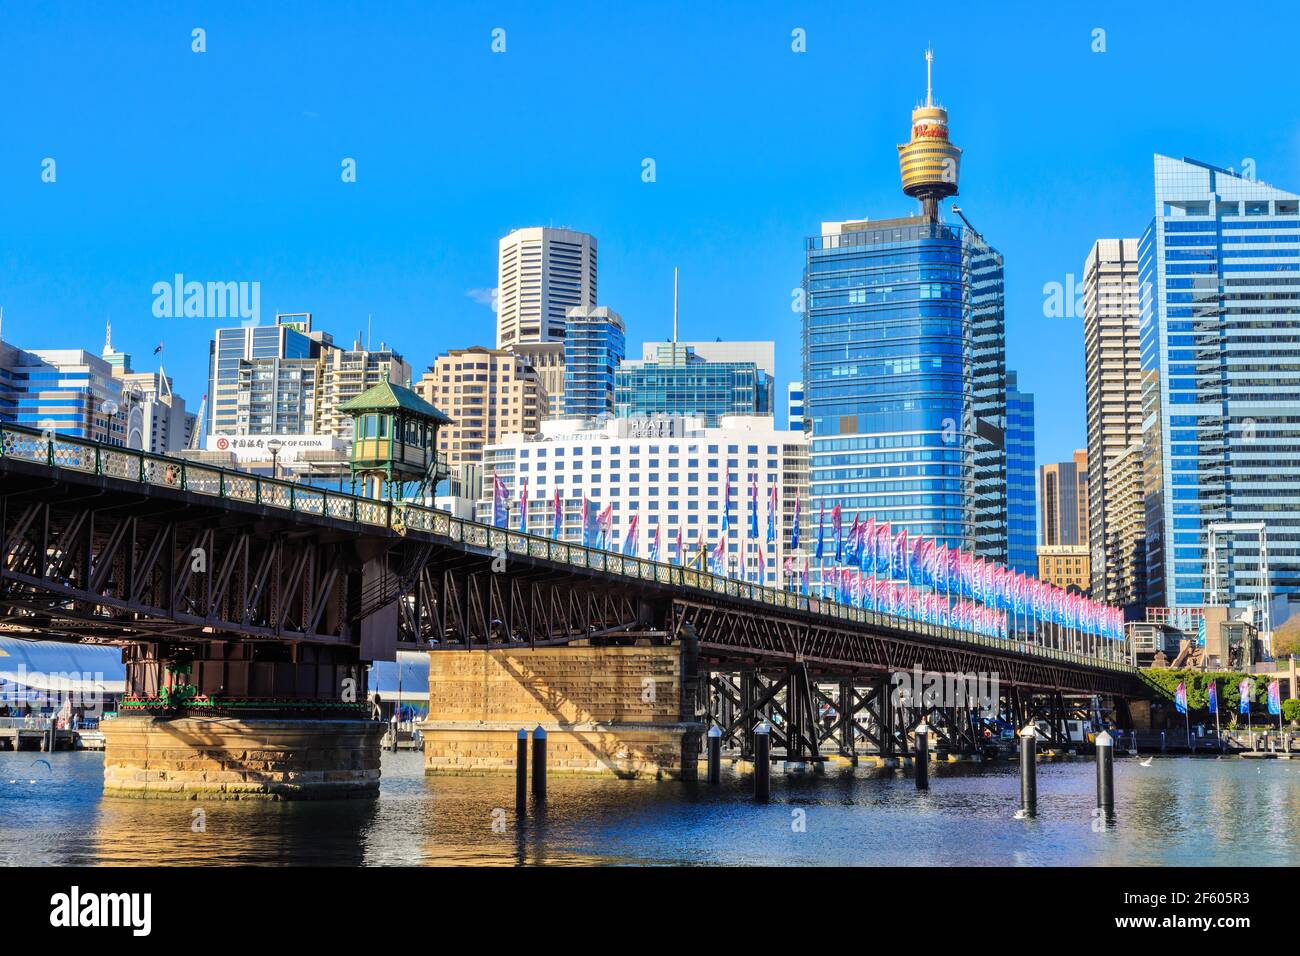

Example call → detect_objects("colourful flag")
492 474 508 528
518 478 529 534
1239 678 1252 714
622 513 639 556
792 490 801 551
767 484 778 545
800 558 809 596
581 497 596 547
709 536 727 576
815 501 824 560
1267 679 1282 716
674 526 683 565
597 504 613 549
749 476 759 540
1175 680 1188 715
1207 680 1218 715
721 476 732 533
649 525 661 562
551 488 562 540
846 514 860 565
831 504 843 562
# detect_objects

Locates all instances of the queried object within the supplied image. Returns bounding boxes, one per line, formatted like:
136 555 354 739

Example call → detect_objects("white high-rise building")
1082 238 1143 605
477 415 808 586
496 227 597 349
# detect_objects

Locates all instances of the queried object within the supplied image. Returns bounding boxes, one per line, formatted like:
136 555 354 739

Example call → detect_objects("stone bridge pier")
101 640 384 800
419 642 706 780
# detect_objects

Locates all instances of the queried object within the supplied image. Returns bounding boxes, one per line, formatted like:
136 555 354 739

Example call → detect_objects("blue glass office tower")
1139 155 1300 625
1005 370 1037 575
562 306 625 418
803 215 1007 554
615 343 771 425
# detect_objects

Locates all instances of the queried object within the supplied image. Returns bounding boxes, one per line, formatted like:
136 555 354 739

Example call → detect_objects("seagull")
1139 756 1153 767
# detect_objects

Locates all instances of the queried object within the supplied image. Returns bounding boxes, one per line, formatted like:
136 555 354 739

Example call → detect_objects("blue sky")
3 0 1299 472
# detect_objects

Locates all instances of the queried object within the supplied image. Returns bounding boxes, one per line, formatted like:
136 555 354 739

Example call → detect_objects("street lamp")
267 438 283 480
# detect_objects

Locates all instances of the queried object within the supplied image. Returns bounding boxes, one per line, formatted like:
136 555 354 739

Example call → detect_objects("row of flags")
1177 678 1283 715
810 504 1124 641
491 474 1123 642
494 474 788 571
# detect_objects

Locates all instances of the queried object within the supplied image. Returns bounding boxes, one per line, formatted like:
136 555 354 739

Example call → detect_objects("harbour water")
1 751 1296 866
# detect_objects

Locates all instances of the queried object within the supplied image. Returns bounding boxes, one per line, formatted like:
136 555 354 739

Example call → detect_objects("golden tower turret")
897 48 962 220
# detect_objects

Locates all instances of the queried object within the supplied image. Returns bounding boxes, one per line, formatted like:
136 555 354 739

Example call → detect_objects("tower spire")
925 47 933 107
105 319 112 353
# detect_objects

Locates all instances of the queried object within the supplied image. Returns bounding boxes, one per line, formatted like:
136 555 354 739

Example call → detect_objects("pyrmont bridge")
0 424 1147 798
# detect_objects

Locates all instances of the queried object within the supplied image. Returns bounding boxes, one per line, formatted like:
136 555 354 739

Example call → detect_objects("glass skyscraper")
1005 370 1037 575
1139 154 1300 625
803 215 1007 553
562 306 625 419
615 343 771 425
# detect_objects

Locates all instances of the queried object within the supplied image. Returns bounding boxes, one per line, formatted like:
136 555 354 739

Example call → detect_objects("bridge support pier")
420 645 705 780
101 715 384 800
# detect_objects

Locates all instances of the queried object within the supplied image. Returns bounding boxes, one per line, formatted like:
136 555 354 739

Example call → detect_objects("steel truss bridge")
0 425 1144 753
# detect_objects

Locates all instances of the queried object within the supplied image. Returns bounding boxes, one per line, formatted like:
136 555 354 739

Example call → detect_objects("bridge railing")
0 424 1134 674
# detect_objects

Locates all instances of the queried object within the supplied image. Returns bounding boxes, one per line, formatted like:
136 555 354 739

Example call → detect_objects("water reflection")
0 751 1295 866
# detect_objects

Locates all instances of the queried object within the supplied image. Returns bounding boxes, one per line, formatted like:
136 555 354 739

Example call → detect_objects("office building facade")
616 342 772 425
496 227 597 348
315 341 411 441
1006 371 1037 576
415 345 547 480
1083 237 1144 602
477 415 807 586
1039 450 1089 548
206 313 332 435
562 306 625 419
1139 154 1300 624
803 213 1006 555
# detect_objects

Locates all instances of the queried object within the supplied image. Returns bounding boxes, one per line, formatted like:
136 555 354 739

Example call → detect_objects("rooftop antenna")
925 47 934 107
673 267 679 344
104 319 112 353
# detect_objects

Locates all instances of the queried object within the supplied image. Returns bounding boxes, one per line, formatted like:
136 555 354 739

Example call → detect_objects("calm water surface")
0 751 1295 866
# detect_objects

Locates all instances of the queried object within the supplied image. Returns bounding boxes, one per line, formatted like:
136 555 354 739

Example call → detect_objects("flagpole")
1213 681 1221 746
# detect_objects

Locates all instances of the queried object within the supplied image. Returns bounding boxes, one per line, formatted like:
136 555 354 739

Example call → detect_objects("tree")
1272 615 1300 659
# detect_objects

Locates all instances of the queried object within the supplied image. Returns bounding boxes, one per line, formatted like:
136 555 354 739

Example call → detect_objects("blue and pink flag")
1207 680 1218 714
1239 678 1253 714
767 484 778 545
791 490 800 551
622 513 639 557
518 478 528 534
492 474 509 528
1175 680 1188 715
721 476 732 533
815 501 824 560
832 504 843 562
1268 679 1282 716
649 525 661 563
749 476 759 540
551 488 562 540
674 527 683 565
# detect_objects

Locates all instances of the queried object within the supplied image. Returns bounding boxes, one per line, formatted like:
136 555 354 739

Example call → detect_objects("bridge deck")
0 425 1136 695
